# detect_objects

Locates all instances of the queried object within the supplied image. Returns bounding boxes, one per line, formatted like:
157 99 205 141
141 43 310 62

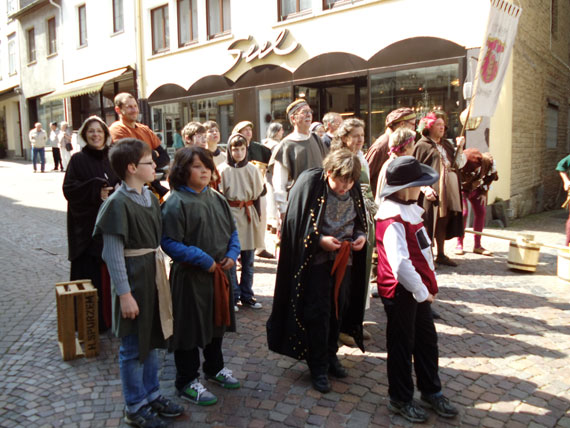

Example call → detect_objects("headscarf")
226 133 249 168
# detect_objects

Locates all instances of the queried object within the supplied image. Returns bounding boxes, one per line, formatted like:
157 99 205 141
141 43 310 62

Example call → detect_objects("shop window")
546 103 559 149
323 0 360 10
26 27 36 63
178 0 198 46
279 0 311 20
259 87 293 138
37 100 64 131
78 4 87 47
191 94 234 141
207 0 231 39
47 17 57 56
8 33 16 75
151 5 170 54
113 0 124 33
7 0 16 14
370 63 461 141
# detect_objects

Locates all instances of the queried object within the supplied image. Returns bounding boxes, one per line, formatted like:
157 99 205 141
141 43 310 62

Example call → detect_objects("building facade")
4 0 570 218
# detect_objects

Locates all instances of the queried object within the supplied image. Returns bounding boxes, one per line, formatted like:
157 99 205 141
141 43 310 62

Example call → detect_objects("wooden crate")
55 280 100 361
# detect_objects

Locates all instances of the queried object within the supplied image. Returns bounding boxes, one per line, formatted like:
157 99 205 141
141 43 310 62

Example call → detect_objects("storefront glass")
151 101 190 148
37 100 64 129
370 63 461 140
189 94 234 142
258 86 292 141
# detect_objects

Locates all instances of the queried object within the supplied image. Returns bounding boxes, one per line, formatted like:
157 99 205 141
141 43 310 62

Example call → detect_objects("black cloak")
266 168 368 360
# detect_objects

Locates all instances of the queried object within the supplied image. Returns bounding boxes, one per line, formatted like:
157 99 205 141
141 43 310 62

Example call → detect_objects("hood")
77 115 112 149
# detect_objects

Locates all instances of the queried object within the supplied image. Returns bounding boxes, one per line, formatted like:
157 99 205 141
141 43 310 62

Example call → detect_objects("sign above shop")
225 29 299 74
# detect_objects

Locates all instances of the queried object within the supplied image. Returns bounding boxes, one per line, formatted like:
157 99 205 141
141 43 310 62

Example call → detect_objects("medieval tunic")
93 190 165 361
413 136 464 240
161 187 237 351
268 132 329 214
218 162 265 251
267 169 368 361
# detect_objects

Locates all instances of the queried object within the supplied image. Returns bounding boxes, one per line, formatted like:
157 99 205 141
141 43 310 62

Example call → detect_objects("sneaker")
124 404 167 428
206 367 241 389
149 395 184 418
388 399 428 423
234 305 239 312
177 379 217 406
421 394 458 418
241 297 262 309
454 246 465 255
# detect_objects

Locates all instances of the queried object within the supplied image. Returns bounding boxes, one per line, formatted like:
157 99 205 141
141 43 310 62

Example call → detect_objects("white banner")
470 0 522 118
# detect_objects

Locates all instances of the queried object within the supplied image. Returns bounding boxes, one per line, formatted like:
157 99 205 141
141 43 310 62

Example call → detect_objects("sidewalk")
0 159 569 427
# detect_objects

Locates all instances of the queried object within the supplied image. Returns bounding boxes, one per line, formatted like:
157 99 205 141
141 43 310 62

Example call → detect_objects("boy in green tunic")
94 138 183 428
161 146 241 406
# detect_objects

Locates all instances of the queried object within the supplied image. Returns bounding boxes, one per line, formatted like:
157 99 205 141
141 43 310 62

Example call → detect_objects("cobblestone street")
0 158 569 427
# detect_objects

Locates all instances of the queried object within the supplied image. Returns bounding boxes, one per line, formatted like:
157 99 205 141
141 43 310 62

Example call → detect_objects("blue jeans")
32 147 45 172
230 249 255 303
119 334 160 413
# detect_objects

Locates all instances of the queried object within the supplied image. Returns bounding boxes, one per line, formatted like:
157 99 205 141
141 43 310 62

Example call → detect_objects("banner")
470 0 522 118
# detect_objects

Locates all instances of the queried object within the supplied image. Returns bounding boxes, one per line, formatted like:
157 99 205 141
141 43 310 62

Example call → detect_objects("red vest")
375 215 438 298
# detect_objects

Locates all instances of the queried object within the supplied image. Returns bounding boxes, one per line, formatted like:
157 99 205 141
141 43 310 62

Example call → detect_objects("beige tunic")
219 162 265 250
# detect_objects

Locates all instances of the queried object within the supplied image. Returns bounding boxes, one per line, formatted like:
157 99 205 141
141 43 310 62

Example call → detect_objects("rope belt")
330 241 352 319
228 199 254 223
124 247 173 339
213 265 231 327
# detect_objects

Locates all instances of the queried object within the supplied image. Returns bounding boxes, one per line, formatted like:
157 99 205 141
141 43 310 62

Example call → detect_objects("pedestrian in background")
29 122 47 173
262 122 283 233
49 121 63 172
204 120 227 166
94 138 184 428
321 112 342 148
59 121 73 171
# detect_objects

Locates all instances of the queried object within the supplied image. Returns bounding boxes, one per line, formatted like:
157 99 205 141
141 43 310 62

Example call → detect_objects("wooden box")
55 280 100 361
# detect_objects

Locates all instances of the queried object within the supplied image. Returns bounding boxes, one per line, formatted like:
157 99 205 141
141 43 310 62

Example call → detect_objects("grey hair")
389 128 416 149
266 122 283 140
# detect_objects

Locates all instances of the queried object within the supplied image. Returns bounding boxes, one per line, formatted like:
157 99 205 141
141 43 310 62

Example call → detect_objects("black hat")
379 156 439 198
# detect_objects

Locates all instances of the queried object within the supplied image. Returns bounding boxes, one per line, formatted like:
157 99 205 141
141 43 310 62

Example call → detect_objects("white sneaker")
234 305 239 312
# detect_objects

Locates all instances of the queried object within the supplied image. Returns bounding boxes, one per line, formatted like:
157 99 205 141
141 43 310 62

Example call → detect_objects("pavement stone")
1 159 570 427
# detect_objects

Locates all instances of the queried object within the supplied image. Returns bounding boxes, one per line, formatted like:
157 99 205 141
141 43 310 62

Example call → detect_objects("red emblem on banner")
481 37 505 83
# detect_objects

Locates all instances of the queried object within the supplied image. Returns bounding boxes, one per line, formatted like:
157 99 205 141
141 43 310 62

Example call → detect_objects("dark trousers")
174 337 224 390
303 261 351 376
382 285 441 402
52 147 63 170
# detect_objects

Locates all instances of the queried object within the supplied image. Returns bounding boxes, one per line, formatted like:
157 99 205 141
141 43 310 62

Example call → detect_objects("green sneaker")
177 379 217 406
205 367 241 389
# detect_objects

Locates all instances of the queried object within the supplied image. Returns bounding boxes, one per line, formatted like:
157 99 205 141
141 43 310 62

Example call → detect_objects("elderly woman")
331 118 374 344
263 122 284 232
63 116 120 332
413 112 465 267
310 122 326 141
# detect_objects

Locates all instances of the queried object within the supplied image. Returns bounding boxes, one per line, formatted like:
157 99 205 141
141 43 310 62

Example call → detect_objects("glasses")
296 109 313 118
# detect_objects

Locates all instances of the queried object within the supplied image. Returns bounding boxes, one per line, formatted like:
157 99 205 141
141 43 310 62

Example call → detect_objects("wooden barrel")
557 249 570 282
507 241 540 272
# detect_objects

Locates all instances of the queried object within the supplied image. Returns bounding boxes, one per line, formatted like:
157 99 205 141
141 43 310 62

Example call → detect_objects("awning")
41 67 130 104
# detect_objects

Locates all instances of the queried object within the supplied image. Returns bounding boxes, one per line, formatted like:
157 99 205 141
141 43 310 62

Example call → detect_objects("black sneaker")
124 404 167 428
388 399 428 423
149 395 184 417
421 394 458 418
311 374 331 393
241 297 262 309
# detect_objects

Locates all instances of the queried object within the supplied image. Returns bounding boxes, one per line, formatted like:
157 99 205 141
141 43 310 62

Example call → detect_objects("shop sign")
225 29 299 74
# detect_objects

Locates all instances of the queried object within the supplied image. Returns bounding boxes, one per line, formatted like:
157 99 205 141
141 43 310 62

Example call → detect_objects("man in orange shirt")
110 93 168 196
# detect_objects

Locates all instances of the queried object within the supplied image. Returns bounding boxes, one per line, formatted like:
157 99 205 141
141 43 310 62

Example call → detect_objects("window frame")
113 0 124 34
7 0 17 15
322 0 360 10
8 33 16 75
26 27 36 64
177 0 197 47
151 4 170 54
278 0 311 21
206 0 231 40
78 4 87 47
47 17 57 56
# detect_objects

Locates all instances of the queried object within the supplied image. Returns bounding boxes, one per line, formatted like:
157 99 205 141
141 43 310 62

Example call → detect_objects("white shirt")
376 199 435 302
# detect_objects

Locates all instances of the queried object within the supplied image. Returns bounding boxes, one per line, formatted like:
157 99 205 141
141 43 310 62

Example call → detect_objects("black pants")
303 261 351 376
382 285 441 402
174 337 224 390
52 147 63 170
